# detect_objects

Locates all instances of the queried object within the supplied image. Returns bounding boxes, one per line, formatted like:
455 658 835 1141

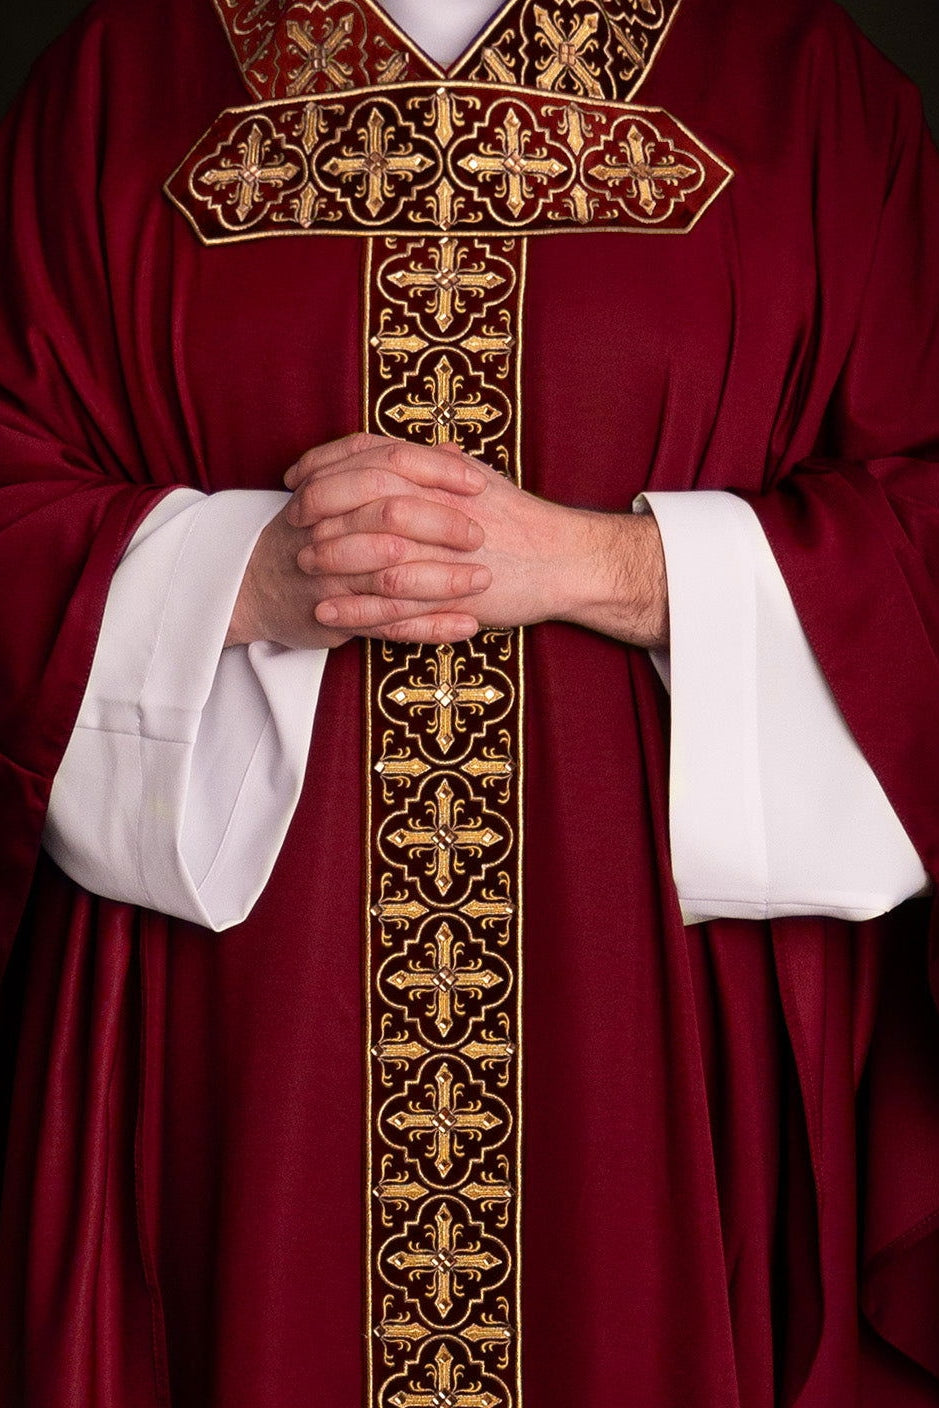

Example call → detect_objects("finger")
289 464 482 528
300 531 471 580
315 590 480 632
298 530 411 578
303 499 485 557
284 432 389 490
341 561 491 601
288 466 410 526
361 613 479 644
293 438 488 499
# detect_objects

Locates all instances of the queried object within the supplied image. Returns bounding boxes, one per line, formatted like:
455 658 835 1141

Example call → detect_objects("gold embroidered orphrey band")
364 232 526 1408
167 3 732 1403
167 86 732 241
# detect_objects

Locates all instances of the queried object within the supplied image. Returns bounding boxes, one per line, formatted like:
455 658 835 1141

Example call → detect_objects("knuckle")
380 496 407 532
315 541 339 573
349 597 373 626
380 533 408 565
348 431 376 456
289 490 312 526
297 481 320 514
377 565 403 596
386 442 410 475
459 513 482 545
389 595 415 621
366 468 391 501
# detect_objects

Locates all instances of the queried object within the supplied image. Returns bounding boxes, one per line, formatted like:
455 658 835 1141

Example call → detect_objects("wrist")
225 568 264 647
563 509 669 648
225 518 277 647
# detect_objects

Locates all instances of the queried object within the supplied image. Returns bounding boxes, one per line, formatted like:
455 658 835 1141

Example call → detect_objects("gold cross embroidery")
385 355 502 446
458 108 567 218
387 1203 502 1320
200 123 301 223
323 106 433 217
389 1344 500 1408
285 14 356 95
387 239 506 335
533 6 604 99
386 922 502 1039
590 122 699 216
386 1064 502 1179
387 780 502 897
387 644 504 754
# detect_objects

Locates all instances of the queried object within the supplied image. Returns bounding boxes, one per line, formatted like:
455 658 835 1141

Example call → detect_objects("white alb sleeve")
639 490 930 927
43 489 328 931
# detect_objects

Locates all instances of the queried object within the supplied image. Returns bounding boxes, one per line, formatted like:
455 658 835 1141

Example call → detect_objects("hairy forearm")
559 509 670 649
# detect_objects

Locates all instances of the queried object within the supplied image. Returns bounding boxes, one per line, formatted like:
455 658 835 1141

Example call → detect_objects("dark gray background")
1 0 938 134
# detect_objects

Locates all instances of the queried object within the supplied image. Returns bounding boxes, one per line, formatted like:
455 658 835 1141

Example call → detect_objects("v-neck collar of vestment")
211 0 684 105
374 0 506 70
367 0 515 75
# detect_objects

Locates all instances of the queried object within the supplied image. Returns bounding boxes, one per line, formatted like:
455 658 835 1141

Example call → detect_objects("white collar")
376 0 504 67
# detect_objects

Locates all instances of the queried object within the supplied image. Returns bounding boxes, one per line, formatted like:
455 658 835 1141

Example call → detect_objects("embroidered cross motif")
387 780 502 897
285 13 356 94
322 105 434 215
387 644 505 755
385 923 502 1039
199 121 301 222
532 6 605 98
457 107 567 217
387 239 506 334
589 119 700 216
388 1344 500 1408
386 1203 503 1319
384 354 503 446
386 1064 503 1179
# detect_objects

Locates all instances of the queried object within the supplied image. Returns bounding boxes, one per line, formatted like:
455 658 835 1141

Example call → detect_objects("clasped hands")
226 433 668 651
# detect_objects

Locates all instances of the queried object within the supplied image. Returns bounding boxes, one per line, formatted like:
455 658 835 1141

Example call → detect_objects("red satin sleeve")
742 85 939 879
0 21 169 957
741 81 939 1380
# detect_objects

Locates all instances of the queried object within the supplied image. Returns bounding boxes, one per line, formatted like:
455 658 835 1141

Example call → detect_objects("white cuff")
639 490 930 926
43 489 327 930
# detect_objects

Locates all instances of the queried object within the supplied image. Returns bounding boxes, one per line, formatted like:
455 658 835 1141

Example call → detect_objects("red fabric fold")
739 77 939 1394
1 0 939 1402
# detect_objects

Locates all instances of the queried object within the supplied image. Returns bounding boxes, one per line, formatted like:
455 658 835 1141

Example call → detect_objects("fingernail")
285 497 300 526
317 602 339 623
463 466 487 490
470 568 490 591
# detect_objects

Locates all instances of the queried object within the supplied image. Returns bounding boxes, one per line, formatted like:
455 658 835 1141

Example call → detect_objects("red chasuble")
1 0 939 1404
